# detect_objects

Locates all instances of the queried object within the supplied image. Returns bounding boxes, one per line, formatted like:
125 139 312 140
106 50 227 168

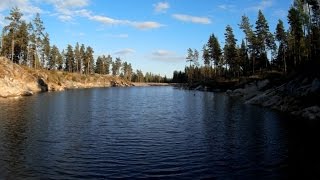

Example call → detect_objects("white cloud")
45 0 90 22
172 14 211 24
75 9 91 17
132 21 164 30
106 33 129 38
218 4 236 11
45 0 89 9
89 15 123 25
154 2 170 13
0 0 42 20
46 2 164 30
153 50 173 56
0 0 164 30
88 14 163 30
151 50 185 62
114 48 135 55
43 0 164 30
58 15 73 21
247 0 273 12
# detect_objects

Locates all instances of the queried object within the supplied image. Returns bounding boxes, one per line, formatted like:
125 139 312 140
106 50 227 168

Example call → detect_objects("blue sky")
0 0 292 77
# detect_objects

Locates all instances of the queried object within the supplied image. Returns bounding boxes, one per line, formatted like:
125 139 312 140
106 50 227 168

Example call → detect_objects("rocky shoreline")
226 76 320 120
0 58 132 98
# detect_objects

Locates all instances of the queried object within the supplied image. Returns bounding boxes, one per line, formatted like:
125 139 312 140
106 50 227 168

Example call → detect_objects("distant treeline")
0 8 167 83
173 0 320 83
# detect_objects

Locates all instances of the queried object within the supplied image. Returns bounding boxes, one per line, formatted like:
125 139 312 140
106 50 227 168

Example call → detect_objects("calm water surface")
0 87 318 179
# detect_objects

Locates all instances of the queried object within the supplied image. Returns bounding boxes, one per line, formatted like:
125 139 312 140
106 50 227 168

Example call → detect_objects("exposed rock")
22 91 33 96
194 85 208 91
230 88 244 97
257 79 270 90
262 95 282 107
301 106 320 120
311 78 320 93
228 80 268 99
226 89 232 94
227 73 320 120
38 78 48 92
0 57 132 98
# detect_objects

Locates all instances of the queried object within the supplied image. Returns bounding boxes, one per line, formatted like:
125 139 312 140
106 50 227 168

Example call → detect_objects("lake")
0 86 318 179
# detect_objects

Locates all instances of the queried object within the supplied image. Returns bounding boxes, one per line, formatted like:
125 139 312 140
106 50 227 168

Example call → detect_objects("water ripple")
0 87 291 179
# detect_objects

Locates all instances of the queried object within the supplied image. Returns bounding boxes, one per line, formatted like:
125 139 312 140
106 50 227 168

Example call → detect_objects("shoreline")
132 82 172 87
0 57 132 98
225 76 320 120
182 73 320 121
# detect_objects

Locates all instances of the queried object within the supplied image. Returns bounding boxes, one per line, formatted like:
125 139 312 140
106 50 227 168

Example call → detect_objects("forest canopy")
173 0 320 83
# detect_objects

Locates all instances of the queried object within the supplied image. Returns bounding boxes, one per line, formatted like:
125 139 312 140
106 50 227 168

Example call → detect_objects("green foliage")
84 46 94 74
121 61 133 81
0 7 144 82
132 69 145 82
95 55 112 75
2 7 23 63
207 33 222 70
239 15 256 73
175 2 320 83
224 25 238 76
74 42 81 73
112 57 122 76
172 70 187 83
48 45 60 70
65 44 74 72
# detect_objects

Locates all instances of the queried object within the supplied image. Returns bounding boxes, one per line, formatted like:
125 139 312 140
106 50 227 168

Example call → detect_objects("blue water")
0 86 305 179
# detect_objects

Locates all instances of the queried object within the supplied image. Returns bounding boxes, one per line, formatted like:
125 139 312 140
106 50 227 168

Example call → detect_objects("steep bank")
226 74 320 120
0 57 132 98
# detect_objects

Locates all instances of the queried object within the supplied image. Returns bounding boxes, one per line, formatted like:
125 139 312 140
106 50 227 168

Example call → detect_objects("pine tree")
42 33 50 68
84 46 94 74
48 45 60 70
224 25 238 77
202 45 210 79
186 48 194 67
105 55 112 74
239 15 256 74
95 56 103 74
185 48 194 83
255 10 271 69
15 21 29 65
74 42 81 73
193 49 199 67
79 44 85 74
207 33 222 74
112 57 122 76
275 19 288 73
27 22 37 68
202 45 210 66
33 13 45 68
239 40 250 76
135 69 144 82
3 7 23 63
65 45 74 72
57 49 64 70
121 61 128 79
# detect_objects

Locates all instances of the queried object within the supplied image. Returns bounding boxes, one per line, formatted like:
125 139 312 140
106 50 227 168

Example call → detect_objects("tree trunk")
87 61 89 74
11 39 14 63
252 54 255 74
76 59 79 73
283 47 287 74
